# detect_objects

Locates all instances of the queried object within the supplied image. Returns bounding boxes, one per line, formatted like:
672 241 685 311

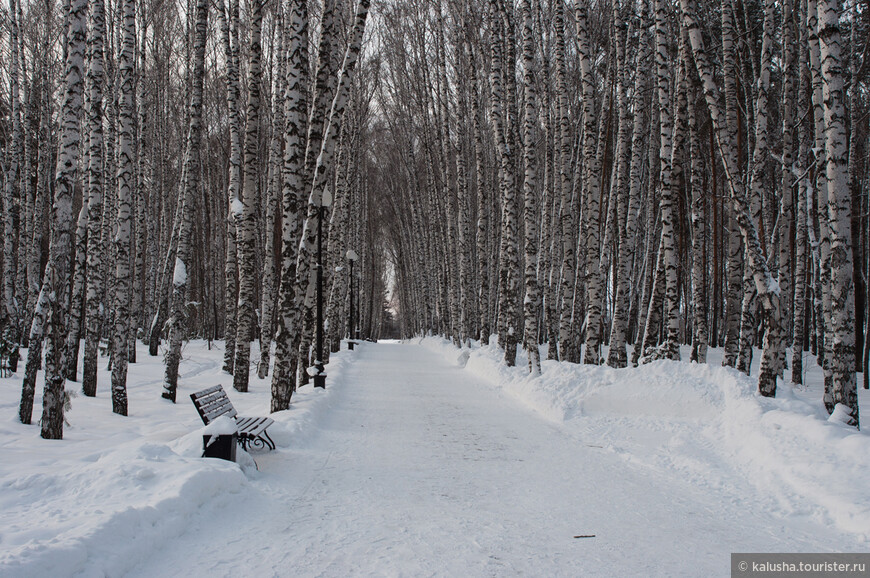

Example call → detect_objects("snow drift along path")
126 342 857 577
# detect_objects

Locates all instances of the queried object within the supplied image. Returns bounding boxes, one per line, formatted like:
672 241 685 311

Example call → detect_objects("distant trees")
376 0 866 428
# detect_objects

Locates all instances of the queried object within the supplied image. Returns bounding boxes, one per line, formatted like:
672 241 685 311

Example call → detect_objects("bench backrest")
190 385 237 425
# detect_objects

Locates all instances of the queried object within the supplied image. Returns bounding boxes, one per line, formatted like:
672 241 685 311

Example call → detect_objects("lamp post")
346 249 358 350
314 188 332 389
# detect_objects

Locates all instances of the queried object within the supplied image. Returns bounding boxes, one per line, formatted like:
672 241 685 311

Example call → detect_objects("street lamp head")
322 187 333 208
346 249 359 261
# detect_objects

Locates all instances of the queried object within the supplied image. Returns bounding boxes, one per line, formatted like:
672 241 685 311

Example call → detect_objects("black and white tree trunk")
162 0 208 403
816 0 859 426
233 0 264 394
111 0 136 416
272 0 309 412
35 0 88 438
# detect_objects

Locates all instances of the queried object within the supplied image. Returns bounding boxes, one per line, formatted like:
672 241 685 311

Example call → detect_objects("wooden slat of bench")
236 416 274 437
190 385 223 401
197 394 230 409
196 391 230 406
191 386 237 425
202 404 236 425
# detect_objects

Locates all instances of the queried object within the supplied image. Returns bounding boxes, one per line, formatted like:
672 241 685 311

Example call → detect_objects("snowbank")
420 336 870 541
0 339 357 577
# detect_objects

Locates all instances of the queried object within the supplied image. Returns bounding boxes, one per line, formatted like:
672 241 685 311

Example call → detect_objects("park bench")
190 385 276 451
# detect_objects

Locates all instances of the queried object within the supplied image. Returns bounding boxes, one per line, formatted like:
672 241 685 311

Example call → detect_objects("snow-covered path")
125 342 855 577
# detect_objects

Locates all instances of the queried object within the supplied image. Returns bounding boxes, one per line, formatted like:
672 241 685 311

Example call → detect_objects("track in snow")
125 343 851 577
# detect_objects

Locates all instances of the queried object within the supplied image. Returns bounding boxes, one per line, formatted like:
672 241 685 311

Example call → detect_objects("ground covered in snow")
1 338 868 577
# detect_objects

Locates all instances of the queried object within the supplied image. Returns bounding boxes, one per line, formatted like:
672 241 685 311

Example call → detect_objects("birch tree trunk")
687 29 708 364
554 0 574 362
642 0 681 362
162 0 208 403
64 192 88 381
575 1 604 365
111 0 136 416
720 0 743 368
219 0 241 375
272 0 309 412
808 0 834 397
737 0 775 375
233 0 264 394
608 1 647 369
3 0 23 337
258 1 285 380
520 0 540 374
816 0 859 426
37 0 88 439
489 0 519 367
472 61 490 345
779 0 797 377
793 4 810 383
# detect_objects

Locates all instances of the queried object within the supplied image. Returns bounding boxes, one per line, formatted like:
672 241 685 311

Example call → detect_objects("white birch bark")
817 0 859 426
64 195 88 381
111 0 136 416
574 1 604 365
641 0 681 363
809 0 835 401
607 1 646 369
472 62 490 344
259 2 285 380
219 0 241 375
3 0 23 335
720 0 743 368
554 0 573 361
793 4 810 383
36 0 87 438
779 0 797 376
737 0 776 375
272 0 309 412
162 0 208 403
489 0 519 367
232 0 264 394
520 0 540 375
687 29 708 364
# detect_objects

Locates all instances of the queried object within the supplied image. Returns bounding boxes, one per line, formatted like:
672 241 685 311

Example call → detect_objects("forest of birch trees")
1 0 867 438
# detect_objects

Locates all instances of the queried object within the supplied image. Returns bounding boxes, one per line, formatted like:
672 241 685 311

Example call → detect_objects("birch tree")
3 0 23 338
162 0 208 403
233 0 264 394
31 0 88 438
520 0 540 374
111 0 136 416
272 0 309 412
219 0 241 375
816 0 859 426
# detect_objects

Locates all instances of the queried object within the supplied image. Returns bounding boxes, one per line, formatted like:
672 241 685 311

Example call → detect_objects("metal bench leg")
260 431 276 450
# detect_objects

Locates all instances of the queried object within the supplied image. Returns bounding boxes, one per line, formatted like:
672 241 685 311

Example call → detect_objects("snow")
230 197 244 218
172 258 187 286
422 336 870 540
202 415 238 436
1 338 868 577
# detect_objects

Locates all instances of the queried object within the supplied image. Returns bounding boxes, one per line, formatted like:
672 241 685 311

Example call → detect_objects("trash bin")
202 432 237 462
